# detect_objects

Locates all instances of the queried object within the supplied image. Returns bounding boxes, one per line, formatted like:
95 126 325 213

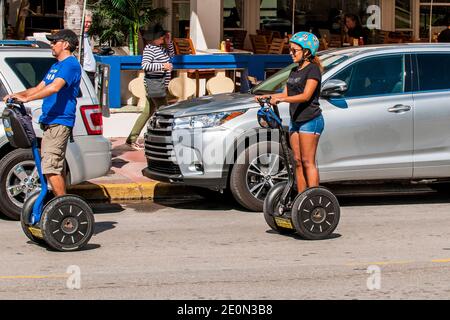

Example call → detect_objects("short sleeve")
306 64 321 82
56 58 81 87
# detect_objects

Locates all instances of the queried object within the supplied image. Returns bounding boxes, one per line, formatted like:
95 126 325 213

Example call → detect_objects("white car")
0 42 111 220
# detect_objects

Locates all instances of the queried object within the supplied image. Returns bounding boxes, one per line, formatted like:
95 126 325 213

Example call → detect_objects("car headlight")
173 110 247 129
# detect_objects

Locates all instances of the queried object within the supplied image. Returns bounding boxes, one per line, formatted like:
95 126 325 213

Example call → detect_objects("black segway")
2 99 95 251
257 97 340 240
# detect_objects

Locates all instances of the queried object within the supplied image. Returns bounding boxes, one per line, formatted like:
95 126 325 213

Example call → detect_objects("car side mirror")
321 80 348 98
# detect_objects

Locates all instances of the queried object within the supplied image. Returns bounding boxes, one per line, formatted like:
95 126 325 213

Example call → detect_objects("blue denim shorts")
289 114 325 135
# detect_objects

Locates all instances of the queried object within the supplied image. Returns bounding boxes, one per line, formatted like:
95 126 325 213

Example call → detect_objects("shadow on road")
337 191 450 207
94 221 118 236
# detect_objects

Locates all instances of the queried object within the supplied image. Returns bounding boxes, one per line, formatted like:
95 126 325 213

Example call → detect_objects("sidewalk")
68 111 194 202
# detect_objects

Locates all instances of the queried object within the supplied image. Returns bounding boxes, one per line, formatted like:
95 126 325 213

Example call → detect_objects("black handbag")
145 76 167 98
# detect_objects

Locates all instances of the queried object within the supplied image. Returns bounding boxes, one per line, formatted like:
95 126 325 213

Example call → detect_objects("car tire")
0 149 40 220
230 141 289 212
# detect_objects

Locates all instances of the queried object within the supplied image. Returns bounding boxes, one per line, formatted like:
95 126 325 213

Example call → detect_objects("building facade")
153 0 450 49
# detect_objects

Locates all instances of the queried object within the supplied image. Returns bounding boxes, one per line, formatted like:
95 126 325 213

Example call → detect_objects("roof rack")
0 40 51 48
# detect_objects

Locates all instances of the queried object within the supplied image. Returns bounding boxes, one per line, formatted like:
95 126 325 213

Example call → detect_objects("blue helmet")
289 31 320 57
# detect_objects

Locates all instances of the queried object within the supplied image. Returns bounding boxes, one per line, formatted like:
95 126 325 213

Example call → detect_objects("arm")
141 46 170 72
3 81 46 102
10 78 67 103
255 86 288 102
272 79 319 104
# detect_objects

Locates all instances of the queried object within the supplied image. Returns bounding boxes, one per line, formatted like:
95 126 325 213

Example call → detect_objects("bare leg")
290 132 307 193
299 133 321 187
46 174 66 196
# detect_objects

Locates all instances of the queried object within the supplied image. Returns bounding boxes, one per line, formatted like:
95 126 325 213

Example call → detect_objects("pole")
78 0 88 62
0 0 4 40
429 0 433 43
292 0 296 35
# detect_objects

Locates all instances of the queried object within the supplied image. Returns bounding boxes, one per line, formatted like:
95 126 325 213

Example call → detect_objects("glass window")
419 4 450 39
417 54 450 91
5 57 56 89
252 53 350 94
259 1 380 39
0 81 8 100
224 0 244 29
396 0 412 30
331 55 405 98
172 1 190 38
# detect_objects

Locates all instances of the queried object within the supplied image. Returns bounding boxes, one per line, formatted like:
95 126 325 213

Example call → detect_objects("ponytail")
302 48 324 73
311 56 324 73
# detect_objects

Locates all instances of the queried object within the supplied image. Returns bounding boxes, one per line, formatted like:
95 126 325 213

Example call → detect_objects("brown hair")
311 56 324 73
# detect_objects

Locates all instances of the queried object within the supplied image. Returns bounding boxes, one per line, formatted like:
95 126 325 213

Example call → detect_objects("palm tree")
64 0 84 35
90 0 167 55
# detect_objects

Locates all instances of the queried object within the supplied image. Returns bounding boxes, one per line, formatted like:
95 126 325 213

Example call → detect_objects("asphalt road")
1 190 450 300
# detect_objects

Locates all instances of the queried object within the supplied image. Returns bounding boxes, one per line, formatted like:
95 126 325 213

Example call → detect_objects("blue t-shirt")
39 56 81 128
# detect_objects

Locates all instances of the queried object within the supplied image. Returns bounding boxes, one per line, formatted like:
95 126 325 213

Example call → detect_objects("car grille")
144 113 181 176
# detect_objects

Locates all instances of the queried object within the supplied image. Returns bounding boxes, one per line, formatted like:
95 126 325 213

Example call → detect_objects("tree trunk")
64 0 84 36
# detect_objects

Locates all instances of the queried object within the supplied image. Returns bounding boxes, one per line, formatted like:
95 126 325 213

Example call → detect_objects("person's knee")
301 157 316 169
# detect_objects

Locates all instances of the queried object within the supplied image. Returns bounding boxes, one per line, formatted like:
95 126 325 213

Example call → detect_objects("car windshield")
251 52 350 94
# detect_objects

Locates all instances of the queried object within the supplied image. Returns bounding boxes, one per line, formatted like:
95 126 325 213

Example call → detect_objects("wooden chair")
250 34 269 54
173 37 215 97
173 38 196 55
268 38 285 54
328 34 342 48
257 29 274 44
230 30 247 50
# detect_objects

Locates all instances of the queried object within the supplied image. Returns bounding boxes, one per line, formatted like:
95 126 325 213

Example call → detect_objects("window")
419 3 450 39
224 0 244 29
5 57 56 89
417 54 450 91
172 0 190 38
0 81 8 100
252 53 350 94
396 0 412 30
331 55 405 98
259 0 380 38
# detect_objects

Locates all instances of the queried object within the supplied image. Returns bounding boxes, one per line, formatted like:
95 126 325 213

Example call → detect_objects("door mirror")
321 79 348 98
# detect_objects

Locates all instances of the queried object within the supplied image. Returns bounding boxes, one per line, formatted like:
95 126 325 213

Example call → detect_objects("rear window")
417 53 450 91
5 57 56 89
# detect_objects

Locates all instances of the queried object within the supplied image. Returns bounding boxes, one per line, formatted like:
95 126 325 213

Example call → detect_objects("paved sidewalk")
68 137 194 202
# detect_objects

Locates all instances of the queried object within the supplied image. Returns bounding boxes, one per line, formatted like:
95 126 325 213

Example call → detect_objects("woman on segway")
255 31 323 194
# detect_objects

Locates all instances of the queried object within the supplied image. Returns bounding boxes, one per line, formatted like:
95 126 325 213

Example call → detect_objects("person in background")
82 11 97 86
125 23 175 150
343 13 369 45
437 18 450 43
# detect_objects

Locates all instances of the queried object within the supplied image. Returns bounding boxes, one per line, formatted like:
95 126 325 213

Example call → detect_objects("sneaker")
126 142 144 151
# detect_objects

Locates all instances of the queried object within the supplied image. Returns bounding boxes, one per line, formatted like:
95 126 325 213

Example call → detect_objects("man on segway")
3 29 81 197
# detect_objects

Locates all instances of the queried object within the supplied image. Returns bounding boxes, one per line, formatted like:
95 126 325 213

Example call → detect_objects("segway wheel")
40 195 95 252
291 187 340 240
263 182 296 234
21 191 54 245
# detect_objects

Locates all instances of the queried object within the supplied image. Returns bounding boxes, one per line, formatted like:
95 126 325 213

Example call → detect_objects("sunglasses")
290 48 302 55
50 39 65 45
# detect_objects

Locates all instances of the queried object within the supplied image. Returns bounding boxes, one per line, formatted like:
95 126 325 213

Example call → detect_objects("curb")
68 181 195 201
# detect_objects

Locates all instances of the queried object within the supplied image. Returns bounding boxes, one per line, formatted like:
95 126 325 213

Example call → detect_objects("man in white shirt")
82 12 96 86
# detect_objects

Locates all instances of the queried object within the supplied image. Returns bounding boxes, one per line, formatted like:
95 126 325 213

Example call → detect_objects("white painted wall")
189 0 223 50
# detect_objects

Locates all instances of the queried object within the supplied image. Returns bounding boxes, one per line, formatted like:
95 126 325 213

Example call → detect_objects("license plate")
274 217 294 229
29 227 44 239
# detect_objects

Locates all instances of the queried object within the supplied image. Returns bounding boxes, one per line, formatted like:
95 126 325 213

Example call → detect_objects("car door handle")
388 105 411 113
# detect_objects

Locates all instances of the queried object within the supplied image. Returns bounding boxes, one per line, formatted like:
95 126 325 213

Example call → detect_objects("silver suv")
143 43 450 211
0 43 111 219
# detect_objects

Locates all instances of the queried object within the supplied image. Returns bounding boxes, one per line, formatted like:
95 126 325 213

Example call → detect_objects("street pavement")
1 191 450 300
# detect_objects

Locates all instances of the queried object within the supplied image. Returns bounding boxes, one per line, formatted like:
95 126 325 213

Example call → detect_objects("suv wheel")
230 141 289 211
0 149 41 220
